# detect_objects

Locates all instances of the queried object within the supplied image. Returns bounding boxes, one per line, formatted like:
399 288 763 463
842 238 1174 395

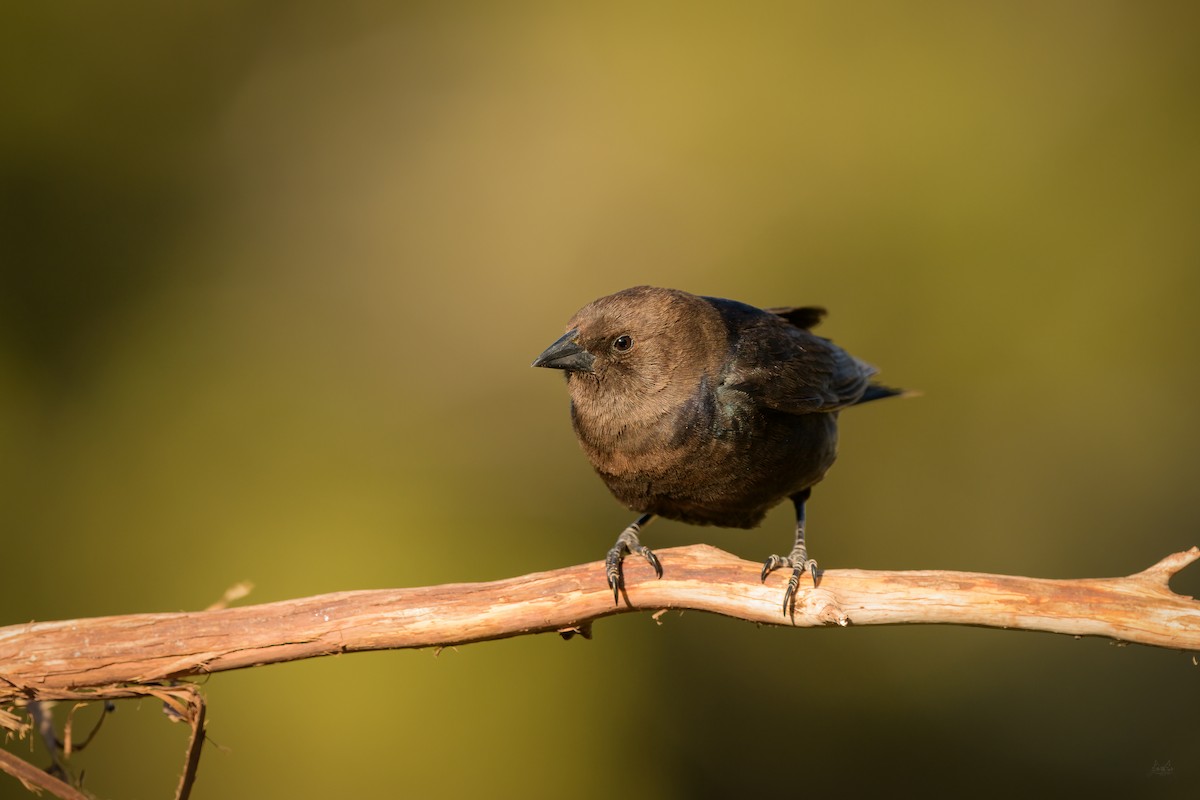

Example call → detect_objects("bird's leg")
605 513 662 604
760 489 818 615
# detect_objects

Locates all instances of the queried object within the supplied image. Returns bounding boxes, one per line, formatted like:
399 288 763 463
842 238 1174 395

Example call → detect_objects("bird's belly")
594 412 839 528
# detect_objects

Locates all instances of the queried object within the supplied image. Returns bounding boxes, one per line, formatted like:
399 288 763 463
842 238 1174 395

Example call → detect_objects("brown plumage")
533 286 903 613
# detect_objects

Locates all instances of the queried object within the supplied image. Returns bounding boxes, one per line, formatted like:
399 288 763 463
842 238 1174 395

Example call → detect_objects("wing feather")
715 306 875 414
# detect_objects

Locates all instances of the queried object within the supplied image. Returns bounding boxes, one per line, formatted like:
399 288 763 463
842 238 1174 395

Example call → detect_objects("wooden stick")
0 748 90 800
3 545 1198 797
3 545 1198 708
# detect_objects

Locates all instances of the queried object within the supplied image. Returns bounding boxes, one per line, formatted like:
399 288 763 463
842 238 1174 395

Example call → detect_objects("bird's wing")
764 305 827 330
718 318 877 415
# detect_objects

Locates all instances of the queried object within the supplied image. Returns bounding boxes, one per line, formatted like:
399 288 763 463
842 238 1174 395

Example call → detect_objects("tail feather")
855 383 916 405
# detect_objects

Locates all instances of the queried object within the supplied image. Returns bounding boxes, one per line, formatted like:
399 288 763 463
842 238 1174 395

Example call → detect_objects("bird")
532 286 904 614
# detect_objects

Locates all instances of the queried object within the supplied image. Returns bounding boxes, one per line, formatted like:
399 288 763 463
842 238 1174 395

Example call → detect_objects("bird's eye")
612 335 633 352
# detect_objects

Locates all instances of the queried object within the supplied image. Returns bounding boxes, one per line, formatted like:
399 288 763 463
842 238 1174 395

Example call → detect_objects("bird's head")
533 286 725 432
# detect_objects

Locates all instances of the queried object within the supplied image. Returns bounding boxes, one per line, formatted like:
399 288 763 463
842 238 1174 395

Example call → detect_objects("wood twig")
0 747 90 800
2 545 1198 797
3 545 1198 701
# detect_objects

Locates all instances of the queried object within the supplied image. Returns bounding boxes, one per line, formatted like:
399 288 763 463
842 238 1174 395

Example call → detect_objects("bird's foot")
760 552 819 615
605 516 662 605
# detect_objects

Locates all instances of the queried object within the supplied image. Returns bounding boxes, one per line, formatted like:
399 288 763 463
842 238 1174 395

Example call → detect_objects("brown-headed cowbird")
533 286 904 614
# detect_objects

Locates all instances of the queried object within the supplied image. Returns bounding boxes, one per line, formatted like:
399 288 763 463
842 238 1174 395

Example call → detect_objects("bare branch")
1 545 1196 709
2 545 1197 795
0 748 89 800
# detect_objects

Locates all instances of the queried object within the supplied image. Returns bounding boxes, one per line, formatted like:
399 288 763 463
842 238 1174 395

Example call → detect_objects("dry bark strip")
3 544 1198 703
0 748 90 800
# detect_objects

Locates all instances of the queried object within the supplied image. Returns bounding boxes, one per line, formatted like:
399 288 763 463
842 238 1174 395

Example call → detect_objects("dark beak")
532 329 596 373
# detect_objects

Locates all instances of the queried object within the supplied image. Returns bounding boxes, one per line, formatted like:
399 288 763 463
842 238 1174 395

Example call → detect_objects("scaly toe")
638 546 664 579
760 554 790 583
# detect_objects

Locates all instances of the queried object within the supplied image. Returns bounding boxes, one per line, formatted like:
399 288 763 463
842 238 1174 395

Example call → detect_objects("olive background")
3 2 1199 798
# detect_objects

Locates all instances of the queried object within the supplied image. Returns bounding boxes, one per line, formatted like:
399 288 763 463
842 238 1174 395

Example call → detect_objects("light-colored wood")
0 748 90 800
2 545 1198 709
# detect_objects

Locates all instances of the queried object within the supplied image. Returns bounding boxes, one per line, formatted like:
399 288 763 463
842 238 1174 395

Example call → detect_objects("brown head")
532 286 728 445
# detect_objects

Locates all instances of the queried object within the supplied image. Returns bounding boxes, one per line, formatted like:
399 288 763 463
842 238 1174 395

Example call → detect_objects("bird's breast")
575 399 826 527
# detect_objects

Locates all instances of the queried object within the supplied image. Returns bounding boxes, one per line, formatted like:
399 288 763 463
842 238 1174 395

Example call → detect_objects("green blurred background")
3 2 1199 797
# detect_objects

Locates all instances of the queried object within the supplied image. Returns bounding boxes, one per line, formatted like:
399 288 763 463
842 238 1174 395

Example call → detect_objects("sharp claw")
766 551 817 615
605 516 660 604
645 549 663 579
782 566 803 616
760 555 778 583
606 567 620 605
